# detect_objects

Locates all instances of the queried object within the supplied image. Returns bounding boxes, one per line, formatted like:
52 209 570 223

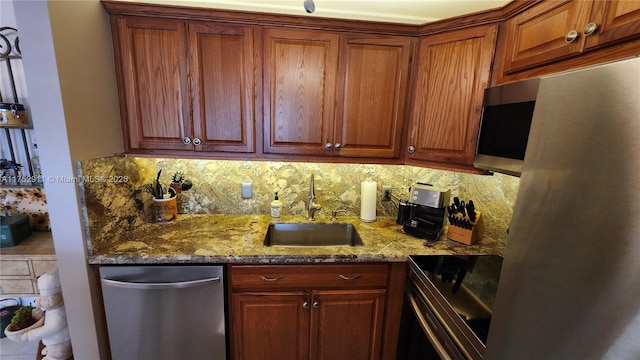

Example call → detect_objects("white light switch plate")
241 182 252 199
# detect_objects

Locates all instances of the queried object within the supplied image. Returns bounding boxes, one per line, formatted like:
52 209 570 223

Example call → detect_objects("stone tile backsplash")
77 156 519 244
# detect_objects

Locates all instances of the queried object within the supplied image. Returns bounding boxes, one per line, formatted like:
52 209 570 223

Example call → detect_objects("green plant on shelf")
7 306 36 331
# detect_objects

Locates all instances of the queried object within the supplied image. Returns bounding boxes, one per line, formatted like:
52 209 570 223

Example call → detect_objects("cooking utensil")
467 203 476 222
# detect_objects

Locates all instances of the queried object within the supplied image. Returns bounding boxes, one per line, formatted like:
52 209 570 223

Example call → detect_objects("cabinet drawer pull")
407 145 415 154
182 137 192 145
338 274 361 280
303 301 310 309
583 22 598 36
259 275 284 282
565 30 579 43
312 301 319 308
193 137 202 146
324 142 333 151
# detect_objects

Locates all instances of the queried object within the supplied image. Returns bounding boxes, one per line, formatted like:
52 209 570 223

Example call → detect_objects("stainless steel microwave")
474 78 540 177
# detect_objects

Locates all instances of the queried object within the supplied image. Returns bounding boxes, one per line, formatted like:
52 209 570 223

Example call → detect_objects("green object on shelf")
0 214 32 247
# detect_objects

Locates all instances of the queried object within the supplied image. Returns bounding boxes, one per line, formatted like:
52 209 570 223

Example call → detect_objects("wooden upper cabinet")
263 29 411 159
502 0 640 74
334 35 412 159
502 0 592 73
188 23 256 153
114 17 191 151
111 16 256 154
585 0 640 49
407 25 497 169
263 28 339 156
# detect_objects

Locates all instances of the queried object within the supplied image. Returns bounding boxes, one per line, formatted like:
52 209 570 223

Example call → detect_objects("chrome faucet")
331 209 347 221
307 170 322 220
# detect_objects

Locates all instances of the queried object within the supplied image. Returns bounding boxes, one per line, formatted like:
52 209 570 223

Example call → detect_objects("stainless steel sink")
264 223 363 247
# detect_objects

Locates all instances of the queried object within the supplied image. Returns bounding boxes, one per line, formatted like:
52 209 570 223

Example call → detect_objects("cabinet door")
502 0 592 73
334 35 412 159
231 292 310 360
408 25 497 168
585 0 640 49
263 28 339 156
310 289 386 360
114 17 191 151
188 23 256 153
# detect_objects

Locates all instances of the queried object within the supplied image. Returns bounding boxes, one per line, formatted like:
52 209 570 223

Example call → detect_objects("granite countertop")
88 215 504 265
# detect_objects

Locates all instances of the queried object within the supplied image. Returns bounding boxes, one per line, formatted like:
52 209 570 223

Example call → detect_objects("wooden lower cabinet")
0 233 57 297
232 292 310 360
311 289 386 360
228 263 398 360
0 259 58 296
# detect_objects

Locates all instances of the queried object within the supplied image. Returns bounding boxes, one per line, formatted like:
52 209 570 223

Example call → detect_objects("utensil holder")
447 211 484 245
154 195 177 222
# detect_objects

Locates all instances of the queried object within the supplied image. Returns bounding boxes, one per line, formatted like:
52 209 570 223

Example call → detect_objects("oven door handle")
406 288 455 360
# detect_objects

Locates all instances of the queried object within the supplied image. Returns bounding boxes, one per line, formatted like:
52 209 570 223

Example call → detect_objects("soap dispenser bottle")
270 192 283 220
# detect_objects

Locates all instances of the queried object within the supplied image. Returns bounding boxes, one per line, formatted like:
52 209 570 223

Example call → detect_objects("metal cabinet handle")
334 143 342 150
182 137 192 145
565 30 579 43
325 142 333 151
303 301 310 309
312 301 319 308
338 274 361 280
583 22 598 36
193 137 202 146
259 275 284 282
407 145 416 154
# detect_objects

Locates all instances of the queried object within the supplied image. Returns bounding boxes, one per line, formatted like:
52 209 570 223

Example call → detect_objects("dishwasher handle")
102 276 221 290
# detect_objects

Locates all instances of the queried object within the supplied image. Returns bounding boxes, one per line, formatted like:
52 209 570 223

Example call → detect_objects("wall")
12 0 122 358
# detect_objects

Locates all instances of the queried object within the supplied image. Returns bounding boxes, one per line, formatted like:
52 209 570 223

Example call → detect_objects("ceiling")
117 0 513 25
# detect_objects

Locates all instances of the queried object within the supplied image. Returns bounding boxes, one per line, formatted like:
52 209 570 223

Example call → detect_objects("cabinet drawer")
0 260 31 276
32 260 57 277
0 279 35 295
230 264 389 290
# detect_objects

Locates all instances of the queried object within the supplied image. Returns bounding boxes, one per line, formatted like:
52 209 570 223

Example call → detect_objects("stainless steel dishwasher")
100 265 226 360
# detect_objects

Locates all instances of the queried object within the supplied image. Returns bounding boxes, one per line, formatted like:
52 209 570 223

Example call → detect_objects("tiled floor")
0 337 38 360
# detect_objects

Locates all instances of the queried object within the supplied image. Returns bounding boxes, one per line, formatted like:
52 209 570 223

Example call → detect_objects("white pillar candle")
360 180 377 222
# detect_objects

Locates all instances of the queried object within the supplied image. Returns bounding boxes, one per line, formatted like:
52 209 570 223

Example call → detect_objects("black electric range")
399 255 503 360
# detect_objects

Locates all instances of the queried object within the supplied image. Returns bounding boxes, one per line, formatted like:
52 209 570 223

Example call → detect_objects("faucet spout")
308 170 321 220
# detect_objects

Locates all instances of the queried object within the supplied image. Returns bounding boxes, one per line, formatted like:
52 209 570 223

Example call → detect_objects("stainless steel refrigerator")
485 57 640 359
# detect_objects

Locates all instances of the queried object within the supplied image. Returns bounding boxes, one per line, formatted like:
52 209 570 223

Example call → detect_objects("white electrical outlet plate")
241 182 252 199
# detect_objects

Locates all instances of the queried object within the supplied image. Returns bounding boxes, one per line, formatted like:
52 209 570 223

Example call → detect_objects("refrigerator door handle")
102 276 221 290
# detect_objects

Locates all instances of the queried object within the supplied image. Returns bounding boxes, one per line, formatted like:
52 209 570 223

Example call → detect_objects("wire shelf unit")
1 26 40 187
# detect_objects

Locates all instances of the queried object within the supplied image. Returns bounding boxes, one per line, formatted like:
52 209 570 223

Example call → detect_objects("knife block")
447 211 484 245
